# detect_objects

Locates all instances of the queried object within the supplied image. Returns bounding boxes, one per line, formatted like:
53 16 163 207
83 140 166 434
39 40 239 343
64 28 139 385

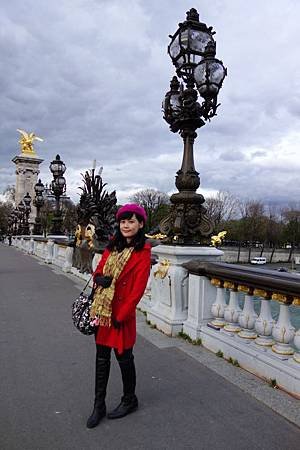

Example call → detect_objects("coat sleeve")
115 247 151 323
93 249 110 281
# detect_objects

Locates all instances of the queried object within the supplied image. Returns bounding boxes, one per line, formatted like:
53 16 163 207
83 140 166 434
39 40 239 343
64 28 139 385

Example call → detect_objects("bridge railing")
180 261 300 397
9 236 102 282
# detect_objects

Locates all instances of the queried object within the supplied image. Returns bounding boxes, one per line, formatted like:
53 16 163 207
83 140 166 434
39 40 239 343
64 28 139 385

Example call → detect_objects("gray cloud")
1 0 300 205
219 150 246 162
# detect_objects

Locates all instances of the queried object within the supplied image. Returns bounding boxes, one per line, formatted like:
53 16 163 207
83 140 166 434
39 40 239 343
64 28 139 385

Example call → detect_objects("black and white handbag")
72 277 97 335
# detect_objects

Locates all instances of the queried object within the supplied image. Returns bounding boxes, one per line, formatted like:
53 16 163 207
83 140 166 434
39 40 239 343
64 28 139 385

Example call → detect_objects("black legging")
96 344 133 362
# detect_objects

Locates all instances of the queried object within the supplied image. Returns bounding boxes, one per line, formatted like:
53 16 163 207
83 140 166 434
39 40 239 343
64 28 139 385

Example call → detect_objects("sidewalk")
0 244 299 450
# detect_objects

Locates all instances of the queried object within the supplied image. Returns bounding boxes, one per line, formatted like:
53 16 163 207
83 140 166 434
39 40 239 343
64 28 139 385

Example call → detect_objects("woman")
86 203 151 428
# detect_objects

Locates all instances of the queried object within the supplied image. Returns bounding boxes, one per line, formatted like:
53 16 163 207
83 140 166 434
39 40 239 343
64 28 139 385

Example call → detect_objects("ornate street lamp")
49 154 66 179
7 213 14 236
49 155 66 235
17 201 25 235
13 210 18 235
23 192 32 235
33 179 45 235
161 8 227 244
9 210 17 236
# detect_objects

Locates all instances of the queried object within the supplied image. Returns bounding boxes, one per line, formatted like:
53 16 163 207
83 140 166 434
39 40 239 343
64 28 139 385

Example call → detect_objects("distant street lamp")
23 192 32 235
161 8 227 244
33 179 45 235
49 154 66 235
13 210 18 235
7 213 13 236
17 201 25 235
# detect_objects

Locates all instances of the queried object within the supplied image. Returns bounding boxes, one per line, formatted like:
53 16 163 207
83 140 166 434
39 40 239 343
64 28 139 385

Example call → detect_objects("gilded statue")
17 129 44 155
145 232 167 240
211 231 227 247
154 259 170 279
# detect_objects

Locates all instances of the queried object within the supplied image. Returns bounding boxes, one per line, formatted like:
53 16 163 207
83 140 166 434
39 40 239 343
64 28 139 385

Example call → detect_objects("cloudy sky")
1 0 300 205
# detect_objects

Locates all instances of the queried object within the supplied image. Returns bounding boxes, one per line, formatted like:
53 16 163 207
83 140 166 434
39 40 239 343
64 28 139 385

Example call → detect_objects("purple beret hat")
116 203 147 222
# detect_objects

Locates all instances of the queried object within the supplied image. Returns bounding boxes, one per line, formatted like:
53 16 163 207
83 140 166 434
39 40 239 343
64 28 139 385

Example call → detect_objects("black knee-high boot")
86 357 110 428
107 355 138 419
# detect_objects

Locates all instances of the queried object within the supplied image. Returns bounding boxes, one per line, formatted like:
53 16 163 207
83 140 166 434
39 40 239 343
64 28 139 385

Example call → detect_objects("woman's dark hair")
107 211 146 252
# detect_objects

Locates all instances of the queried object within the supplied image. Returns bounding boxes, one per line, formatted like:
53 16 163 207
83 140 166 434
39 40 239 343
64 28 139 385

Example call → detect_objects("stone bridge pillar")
12 154 44 225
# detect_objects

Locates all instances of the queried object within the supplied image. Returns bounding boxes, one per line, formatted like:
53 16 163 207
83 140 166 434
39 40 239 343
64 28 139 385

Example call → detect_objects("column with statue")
12 129 44 230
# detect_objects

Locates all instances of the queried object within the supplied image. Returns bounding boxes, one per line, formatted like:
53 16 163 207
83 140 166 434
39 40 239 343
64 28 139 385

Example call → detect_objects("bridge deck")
0 245 299 450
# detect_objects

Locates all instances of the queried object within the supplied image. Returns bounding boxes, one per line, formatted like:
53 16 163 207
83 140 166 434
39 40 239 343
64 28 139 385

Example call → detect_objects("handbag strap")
82 274 93 293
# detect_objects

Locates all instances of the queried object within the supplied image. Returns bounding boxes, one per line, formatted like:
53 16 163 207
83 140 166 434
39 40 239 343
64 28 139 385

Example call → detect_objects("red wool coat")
93 243 151 354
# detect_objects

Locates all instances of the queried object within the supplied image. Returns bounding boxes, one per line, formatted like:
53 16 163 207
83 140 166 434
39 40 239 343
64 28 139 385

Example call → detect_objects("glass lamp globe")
34 179 45 195
168 8 215 82
194 41 227 98
49 155 66 178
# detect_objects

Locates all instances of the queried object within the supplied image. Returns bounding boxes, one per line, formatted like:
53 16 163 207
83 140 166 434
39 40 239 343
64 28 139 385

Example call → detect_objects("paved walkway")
0 244 299 450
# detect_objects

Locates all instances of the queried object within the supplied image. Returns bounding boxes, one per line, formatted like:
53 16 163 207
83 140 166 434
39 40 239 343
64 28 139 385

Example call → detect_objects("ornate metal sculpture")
17 129 43 155
73 167 117 273
161 8 227 245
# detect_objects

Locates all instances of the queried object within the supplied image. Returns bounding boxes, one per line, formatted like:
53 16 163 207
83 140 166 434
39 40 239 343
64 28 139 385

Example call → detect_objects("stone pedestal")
12 154 44 225
147 245 223 336
183 273 220 339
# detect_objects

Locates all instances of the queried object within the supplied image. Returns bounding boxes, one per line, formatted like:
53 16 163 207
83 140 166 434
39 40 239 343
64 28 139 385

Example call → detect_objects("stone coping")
183 260 300 300
152 244 223 257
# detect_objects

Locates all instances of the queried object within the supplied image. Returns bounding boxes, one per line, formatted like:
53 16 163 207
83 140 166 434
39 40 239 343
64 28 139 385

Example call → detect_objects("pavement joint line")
13 249 300 429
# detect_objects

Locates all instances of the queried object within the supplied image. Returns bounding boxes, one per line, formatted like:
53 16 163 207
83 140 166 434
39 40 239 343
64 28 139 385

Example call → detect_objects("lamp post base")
160 200 213 245
147 245 223 336
50 213 64 236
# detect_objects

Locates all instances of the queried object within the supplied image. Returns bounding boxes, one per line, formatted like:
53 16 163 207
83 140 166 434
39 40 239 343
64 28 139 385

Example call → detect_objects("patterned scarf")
90 247 134 326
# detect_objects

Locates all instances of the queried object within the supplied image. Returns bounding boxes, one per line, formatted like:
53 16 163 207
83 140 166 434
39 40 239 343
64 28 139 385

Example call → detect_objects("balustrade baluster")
209 279 226 328
292 298 300 362
271 295 295 356
223 283 241 333
294 329 300 363
254 289 275 347
238 287 258 339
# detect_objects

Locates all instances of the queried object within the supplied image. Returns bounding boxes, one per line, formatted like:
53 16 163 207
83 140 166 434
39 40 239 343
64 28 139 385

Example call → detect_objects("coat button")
122 282 127 286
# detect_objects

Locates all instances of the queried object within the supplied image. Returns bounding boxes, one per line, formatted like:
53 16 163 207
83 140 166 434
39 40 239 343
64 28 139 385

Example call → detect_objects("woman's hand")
94 275 113 288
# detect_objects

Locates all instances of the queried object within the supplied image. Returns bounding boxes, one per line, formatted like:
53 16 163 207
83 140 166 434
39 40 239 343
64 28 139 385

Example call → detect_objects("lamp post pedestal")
50 209 64 236
147 245 223 336
33 217 43 235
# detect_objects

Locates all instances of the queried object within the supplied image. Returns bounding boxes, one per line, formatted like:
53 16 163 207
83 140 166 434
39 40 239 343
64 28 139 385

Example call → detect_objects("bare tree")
238 199 267 244
264 204 283 247
0 201 14 235
62 199 78 235
281 207 300 247
2 185 15 204
129 189 170 232
205 191 239 230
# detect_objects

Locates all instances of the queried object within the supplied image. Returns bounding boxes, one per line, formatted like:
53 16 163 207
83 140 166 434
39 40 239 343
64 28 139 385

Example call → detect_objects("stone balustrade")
185 261 300 397
141 258 300 397
9 236 102 283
